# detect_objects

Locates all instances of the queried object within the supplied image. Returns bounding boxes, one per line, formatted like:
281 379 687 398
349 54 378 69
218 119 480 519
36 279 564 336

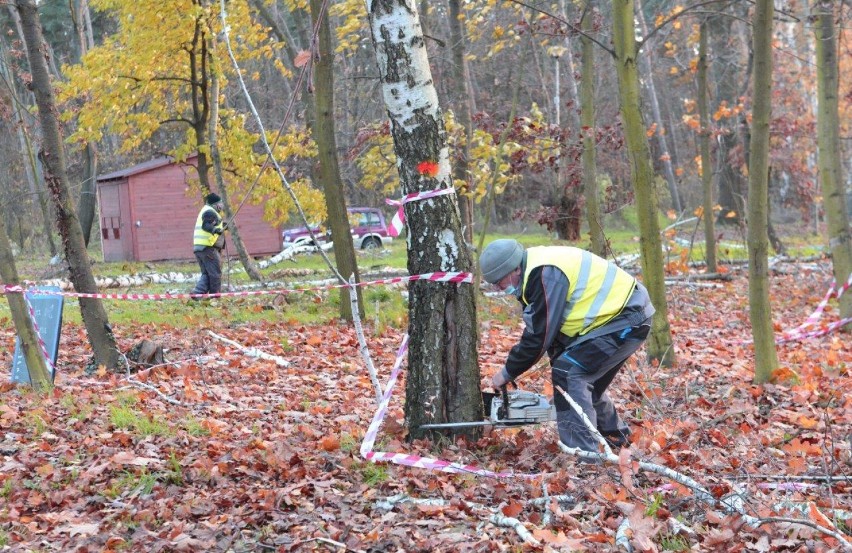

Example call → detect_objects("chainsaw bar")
419 388 556 430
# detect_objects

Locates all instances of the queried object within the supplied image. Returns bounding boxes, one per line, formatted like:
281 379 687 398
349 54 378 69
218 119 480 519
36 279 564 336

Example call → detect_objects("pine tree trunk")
16 0 122 371
748 0 779 384
310 0 363 321
813 0 852 325
580 8 606 257
367 0 481 440
612 0 674 366
0 221 52 390
698 23 717 273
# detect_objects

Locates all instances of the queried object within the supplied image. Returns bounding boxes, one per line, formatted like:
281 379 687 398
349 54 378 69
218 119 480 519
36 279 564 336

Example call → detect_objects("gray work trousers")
192 247 222 294
551 324 650 453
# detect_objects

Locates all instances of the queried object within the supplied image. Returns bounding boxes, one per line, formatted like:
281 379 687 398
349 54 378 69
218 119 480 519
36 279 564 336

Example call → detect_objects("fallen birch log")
207 330 289 367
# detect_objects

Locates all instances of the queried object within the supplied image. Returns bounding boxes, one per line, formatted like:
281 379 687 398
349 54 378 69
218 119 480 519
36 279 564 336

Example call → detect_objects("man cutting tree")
480 239 655 454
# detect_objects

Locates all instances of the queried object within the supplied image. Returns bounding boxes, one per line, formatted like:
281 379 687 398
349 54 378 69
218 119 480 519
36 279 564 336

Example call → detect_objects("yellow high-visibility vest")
521 246 636 336
193 205 223 247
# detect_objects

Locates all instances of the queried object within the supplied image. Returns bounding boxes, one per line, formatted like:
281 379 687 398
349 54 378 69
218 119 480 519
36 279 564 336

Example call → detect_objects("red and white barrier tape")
360 334 540 479
776 272 852 344
385 187 456 238
1 272 472 301
21 290 56 373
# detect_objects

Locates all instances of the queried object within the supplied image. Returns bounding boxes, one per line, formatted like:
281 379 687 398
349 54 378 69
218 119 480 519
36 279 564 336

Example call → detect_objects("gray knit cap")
480 239 524 284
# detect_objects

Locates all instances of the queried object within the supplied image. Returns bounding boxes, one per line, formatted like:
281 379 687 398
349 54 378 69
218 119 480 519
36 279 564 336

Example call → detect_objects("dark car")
282 207 393 250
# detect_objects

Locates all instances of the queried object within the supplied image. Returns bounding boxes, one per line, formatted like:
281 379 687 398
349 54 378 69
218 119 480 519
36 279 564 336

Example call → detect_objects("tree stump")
127 339 165 369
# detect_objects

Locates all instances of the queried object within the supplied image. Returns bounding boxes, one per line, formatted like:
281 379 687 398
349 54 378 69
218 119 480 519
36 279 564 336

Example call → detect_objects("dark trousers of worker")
551 324 650 453
192 247 222 294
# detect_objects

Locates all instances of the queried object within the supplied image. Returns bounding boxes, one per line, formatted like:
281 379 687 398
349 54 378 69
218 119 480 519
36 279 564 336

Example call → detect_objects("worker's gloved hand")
492 369 509 389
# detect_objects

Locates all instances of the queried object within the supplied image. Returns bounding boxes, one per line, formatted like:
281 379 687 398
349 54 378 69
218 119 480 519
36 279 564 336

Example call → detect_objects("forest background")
0 0 851 551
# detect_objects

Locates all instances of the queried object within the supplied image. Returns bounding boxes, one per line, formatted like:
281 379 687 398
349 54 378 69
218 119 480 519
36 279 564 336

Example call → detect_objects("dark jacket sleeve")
201 209 223 234
502 265 569 381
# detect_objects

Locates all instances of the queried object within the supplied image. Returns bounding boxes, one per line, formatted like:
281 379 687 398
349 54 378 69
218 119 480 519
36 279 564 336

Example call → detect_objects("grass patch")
104 469 159 499
659 533 691 551
109 405 172 437
182 416 210 437
358 463 389 486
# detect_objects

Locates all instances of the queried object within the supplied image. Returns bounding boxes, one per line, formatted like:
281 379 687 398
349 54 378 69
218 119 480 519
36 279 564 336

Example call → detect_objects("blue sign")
10 286 63 384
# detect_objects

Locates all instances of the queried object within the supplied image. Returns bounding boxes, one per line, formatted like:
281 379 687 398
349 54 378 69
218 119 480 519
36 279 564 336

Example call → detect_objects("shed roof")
97 154 197 182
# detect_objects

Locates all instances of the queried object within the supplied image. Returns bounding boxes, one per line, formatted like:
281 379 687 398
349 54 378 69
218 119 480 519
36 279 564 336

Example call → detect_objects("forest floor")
0 260 850 552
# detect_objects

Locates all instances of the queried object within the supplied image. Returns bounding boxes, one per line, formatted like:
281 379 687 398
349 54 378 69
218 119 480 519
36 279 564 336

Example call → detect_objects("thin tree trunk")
813 0 852 325
367 0 481 439
612 0 674 366
698 22 717 272
1 24 57 257
15 0 122 371
748 0 779 383
206 49 263 282
580 6 605 257
310 0 363 321
71 0 98 247
636 0 681 212
449 0 474 244
0 221 52 390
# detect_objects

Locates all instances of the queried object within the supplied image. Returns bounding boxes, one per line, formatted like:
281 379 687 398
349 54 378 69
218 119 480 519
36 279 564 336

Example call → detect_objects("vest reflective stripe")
522 246 636 336
193 205 221 247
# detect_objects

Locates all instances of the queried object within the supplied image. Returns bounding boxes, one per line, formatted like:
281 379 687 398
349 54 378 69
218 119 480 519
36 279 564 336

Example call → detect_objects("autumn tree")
58 0 316 273
748 0 779 383
14 0 122 371
813 0 852 325
366 0 481 438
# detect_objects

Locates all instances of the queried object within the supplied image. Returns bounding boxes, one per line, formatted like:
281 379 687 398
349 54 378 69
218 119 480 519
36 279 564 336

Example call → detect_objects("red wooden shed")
96 156 282 262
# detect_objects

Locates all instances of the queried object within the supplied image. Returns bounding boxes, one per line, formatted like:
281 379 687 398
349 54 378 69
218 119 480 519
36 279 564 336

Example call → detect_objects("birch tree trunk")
580 7 605 257
310 0 363 320
813 0 852 325
15 0 122 371
611 0 674 366
698 22 717 272
366 0 481 439
0 222 52 390
748 0 779 383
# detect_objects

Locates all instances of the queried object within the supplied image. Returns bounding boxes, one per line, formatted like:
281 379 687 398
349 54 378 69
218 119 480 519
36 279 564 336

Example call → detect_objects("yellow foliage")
331 0 368 55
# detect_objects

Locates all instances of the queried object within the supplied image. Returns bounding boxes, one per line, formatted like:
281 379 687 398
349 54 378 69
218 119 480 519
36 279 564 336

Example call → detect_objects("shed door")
99 183 132 261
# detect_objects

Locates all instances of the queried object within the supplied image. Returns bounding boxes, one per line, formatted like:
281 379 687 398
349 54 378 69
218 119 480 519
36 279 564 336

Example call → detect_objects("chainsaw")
419 386 556 430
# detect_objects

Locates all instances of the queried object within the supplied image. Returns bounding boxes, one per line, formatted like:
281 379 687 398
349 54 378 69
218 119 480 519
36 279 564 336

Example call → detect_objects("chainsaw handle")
497 385 511 421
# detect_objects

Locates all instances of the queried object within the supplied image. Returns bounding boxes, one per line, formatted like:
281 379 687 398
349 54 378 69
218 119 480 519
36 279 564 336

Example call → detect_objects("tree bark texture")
813 0 852 324
0 221 52 389
611 0 674 366
367 0 481 440
310 0 363 321
15 0 122 371
748 0 779 384
698 23 717 273
580 8 605 257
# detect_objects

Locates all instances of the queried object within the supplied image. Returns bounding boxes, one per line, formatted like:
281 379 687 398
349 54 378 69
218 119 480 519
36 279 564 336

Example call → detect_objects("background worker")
191 193 227 296
480 239 655 454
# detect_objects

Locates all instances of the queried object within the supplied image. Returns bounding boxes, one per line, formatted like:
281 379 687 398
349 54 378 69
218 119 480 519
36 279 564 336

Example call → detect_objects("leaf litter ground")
0 264 850 552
